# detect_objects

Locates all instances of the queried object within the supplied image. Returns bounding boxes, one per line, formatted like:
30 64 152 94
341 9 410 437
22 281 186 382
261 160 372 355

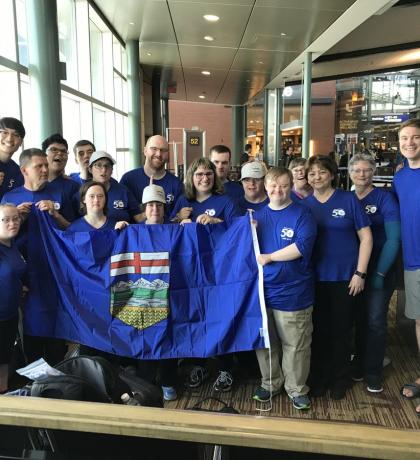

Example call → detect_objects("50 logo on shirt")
113 200 125 209
365 204 377 214
332 208 346 218
280 227 294 240
205 208 216 217
166 193 174 204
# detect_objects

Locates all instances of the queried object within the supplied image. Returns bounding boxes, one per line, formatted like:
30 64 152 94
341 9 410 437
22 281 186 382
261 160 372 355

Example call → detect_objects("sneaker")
162 386 177 401
366 377 383 394
289 394 311 410
187 366 209 388
252 386 281 403
213 370 233 392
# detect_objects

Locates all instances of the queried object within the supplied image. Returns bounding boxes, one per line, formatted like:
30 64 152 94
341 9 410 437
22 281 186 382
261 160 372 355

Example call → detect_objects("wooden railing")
0 396 419 459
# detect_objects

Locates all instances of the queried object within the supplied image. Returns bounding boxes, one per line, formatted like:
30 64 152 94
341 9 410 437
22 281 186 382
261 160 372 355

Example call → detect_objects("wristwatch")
354 270 367 279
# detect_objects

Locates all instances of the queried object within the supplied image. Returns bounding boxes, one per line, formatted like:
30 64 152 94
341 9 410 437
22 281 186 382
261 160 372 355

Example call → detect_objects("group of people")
0 115 419 416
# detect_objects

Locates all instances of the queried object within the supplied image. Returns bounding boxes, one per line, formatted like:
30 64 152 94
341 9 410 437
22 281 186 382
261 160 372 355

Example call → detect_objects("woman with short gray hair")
349 154 400 394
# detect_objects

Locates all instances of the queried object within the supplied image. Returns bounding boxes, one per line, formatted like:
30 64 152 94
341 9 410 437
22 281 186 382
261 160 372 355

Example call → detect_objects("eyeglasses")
47 147 68 155
93 162 113 170
0 129 21 139
352 168 373 174
194 172 214 178
149 146 169 154
1 216 20 224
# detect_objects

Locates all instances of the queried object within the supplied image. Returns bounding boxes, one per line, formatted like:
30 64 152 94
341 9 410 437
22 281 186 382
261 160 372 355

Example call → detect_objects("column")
152 70 162 135
126 40 142 168
275 87 283 166
302 52 312 159
231 105 246 166
26 0 62 143
263 89 269 164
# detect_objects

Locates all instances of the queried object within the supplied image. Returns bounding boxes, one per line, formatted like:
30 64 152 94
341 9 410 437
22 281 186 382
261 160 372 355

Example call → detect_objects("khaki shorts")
404 269 420 320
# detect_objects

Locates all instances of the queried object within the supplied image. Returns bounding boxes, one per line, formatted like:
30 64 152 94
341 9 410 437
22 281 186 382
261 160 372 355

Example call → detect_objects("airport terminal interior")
1 0 420 459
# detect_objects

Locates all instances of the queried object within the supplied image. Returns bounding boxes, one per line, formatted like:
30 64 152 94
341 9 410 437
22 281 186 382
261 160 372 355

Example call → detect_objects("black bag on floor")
118 366 164 408
30 355 116 403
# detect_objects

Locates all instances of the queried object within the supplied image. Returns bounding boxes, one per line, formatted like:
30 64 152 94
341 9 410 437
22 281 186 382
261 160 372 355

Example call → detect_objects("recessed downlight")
203 14 219 22
204 35 214 42
199 95 206 99
146 52 152 56
201 70 211 75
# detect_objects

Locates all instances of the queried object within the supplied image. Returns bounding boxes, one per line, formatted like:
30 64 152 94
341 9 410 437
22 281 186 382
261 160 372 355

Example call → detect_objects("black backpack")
30 355 116 402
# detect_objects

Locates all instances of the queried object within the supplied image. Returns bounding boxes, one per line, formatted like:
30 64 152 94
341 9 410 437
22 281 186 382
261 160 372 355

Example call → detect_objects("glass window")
57 0 78 89
0 0 17 62
0 66 20 119
89 20 104 101
16 0 28 66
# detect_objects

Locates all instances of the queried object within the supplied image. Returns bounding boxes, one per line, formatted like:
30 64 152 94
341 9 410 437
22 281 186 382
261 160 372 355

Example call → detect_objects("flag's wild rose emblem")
110 252 169 330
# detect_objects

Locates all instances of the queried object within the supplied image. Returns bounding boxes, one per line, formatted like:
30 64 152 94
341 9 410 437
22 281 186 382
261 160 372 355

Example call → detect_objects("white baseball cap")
89 151 116 167
142 184 166 205
240 161 267 180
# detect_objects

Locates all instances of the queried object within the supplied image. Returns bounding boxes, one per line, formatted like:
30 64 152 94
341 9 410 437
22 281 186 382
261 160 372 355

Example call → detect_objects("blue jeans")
354 269 395 381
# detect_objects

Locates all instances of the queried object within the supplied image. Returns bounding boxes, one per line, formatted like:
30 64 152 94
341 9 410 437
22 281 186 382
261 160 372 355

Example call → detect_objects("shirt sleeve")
381 190 400 223
294 208 317 261
351 193 371 230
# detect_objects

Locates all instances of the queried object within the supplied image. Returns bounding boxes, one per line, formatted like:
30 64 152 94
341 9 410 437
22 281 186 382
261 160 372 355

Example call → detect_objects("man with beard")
120 135 183 218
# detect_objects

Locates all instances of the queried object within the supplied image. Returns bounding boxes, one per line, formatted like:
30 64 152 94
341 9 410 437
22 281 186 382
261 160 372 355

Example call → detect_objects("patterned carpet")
165 295 420 431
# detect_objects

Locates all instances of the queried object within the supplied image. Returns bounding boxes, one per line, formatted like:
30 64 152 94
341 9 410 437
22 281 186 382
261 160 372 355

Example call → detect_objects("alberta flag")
24 211 268 359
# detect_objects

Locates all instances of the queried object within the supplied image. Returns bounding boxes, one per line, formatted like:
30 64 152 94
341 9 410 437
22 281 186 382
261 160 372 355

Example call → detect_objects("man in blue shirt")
120 135 183 218
394 119 420 358
69 139 95 185
252 167 317 410
237 161 268 215
210 144 244 201
0 117 25 199
42 133 79 222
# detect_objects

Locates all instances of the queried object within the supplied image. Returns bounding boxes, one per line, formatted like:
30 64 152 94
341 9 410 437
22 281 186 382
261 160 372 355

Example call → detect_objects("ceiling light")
258 61 264 64
199 95 206 99
146 52 152 56
203 14 219 22
129 22 135 26
204 36 214 42
201 71 211 75
280 32 286 36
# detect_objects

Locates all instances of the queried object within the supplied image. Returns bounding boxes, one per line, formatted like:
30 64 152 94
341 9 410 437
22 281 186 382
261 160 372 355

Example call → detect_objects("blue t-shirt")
68 216 117 232
48 175 80 221
74 181 140 222
302 189 370 281
69 172 90 185
2 183 75 221
237 196 269 215
393 166 420 270
0 242 26 320
171 194 239 222
120 168 183 216
254 203 317 311
223 180 244 201
356 187 399 265
0 159 24 200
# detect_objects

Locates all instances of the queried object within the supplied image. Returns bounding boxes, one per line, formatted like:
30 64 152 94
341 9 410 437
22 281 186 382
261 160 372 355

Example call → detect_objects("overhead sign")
371 114 409 123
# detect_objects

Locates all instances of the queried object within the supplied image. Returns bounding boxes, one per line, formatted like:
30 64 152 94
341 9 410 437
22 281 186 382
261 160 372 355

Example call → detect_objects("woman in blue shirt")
303 155 372 400
171 157 238 225
0 203 26 392
68 181 127 232
349 153 400 393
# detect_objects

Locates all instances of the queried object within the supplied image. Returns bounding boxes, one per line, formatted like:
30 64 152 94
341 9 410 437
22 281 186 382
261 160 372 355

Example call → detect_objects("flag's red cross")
111 253 169 273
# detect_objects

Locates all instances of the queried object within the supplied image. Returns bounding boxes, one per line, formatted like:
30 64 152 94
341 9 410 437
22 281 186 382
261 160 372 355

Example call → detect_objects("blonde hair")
264 167 293 185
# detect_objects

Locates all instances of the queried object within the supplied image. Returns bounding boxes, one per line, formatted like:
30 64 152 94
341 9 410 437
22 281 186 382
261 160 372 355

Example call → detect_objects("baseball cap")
240 161 267 180
89 151 116 167
142 184 166 204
